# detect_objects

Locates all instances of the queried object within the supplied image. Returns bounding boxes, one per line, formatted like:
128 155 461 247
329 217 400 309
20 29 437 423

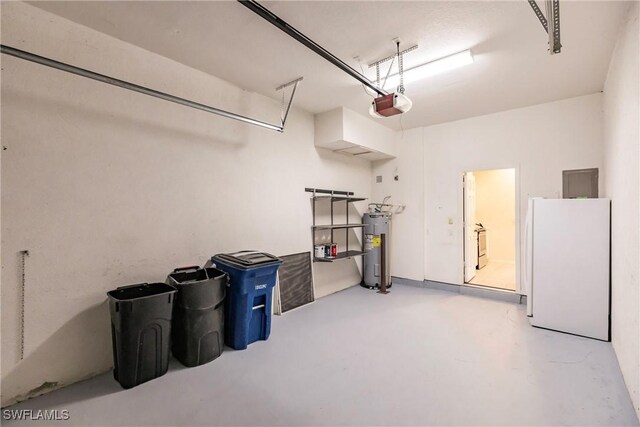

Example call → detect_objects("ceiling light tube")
381 49 474 90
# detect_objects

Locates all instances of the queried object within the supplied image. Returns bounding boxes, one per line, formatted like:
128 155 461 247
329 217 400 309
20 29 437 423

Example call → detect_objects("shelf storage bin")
107 282 177 389
166 266 228 367
210 251 282 350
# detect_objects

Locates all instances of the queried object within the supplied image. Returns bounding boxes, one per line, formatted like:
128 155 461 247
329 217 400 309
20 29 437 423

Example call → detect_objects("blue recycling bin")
210 251 282 350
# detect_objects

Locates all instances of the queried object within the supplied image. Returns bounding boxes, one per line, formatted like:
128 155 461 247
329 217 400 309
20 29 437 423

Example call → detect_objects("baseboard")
392 276 526 305
424 280 463 294
390 277 424 288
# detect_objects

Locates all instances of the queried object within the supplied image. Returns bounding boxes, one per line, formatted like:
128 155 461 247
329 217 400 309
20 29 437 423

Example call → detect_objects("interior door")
464 172 477 282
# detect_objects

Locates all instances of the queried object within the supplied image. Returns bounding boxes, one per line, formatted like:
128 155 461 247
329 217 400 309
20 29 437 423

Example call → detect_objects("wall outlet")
376 176 382 183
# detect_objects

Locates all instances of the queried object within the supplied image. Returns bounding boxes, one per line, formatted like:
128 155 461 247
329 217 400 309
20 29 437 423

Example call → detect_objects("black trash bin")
166 266 227 367
107 282 177 389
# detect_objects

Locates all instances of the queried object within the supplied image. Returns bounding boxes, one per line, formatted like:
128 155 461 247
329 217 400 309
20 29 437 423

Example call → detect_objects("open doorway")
463 168 516 291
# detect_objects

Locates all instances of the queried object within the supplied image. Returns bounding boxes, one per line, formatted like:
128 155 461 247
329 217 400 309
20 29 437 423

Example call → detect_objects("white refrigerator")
524 198 610 341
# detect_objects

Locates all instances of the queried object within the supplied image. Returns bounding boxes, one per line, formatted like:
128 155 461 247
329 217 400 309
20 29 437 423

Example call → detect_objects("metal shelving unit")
306 188 367 263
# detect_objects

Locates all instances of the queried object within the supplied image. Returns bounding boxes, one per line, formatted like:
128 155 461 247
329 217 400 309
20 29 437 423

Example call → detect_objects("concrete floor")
4 284 639 426
469 260 516 290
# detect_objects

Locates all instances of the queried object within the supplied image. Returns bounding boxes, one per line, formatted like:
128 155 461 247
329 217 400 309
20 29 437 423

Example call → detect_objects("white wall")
342 108 398 157
373 93 605 292
371 128 424 282
424 93 604 290
314 107 398 161
603 2 639 418
2 0 636 415
0 2 373 406
474 169 516 263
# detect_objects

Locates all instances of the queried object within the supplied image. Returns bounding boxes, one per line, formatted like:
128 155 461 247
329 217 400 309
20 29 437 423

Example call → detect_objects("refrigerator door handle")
524 200 533 316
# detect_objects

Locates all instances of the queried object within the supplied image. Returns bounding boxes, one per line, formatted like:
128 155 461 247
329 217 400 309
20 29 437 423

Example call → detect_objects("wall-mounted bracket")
1 44 298 133
276 77 303 127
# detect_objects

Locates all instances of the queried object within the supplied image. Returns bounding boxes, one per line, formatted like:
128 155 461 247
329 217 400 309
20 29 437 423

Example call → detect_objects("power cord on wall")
19 250 29 361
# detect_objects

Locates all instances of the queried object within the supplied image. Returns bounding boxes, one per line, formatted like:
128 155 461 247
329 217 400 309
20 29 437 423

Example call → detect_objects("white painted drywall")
314 108 349 151
373 93 605 293
423 94 604 290
315 107 398 160
603 2 640 418
474 169 516 263
342 108 397 158
0 2 374 406
371 128 424 282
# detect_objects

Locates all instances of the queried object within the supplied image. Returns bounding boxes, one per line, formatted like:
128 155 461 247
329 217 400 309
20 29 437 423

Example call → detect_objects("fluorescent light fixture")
379 49 474 90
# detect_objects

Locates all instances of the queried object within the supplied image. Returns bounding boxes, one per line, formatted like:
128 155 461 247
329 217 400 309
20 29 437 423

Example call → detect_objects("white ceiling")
30 1 629 130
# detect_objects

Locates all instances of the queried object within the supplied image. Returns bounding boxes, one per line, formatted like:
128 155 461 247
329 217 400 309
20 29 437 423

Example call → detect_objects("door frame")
462 172 477 283
461 166 522 294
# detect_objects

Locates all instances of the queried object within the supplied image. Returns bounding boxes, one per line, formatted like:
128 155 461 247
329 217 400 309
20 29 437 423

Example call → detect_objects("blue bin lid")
213 251 281 269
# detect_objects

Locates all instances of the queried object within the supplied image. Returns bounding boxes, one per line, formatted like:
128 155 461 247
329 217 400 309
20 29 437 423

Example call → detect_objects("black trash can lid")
213 251 281 268
107 282 176 301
